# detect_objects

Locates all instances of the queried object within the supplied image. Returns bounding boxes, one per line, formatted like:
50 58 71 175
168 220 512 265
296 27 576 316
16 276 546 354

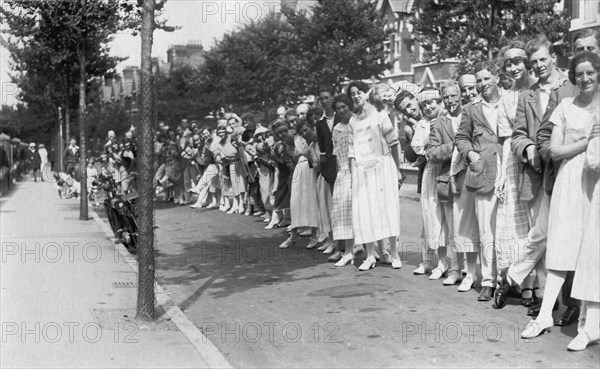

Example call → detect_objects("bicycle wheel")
104 202 122 238
121 215 138 253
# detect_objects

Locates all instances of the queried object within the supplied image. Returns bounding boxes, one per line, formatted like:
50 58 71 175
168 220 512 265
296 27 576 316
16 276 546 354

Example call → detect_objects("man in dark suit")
455 61 511 302
533 29 600 326
315 89 337 192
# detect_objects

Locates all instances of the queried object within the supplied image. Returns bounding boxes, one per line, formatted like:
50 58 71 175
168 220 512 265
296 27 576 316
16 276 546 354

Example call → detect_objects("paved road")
100 195 599 368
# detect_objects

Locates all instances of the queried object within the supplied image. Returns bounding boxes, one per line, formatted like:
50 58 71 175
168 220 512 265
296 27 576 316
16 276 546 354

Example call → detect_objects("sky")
0 0 316 106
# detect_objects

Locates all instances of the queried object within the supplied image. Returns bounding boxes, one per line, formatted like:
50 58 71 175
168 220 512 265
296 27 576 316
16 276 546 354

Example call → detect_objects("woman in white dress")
523 51 600 339
278 120 320 249
567 53 600 351
347 82 402 271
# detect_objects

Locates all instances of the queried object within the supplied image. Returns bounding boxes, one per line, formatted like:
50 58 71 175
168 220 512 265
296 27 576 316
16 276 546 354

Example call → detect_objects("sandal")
521 288 535 307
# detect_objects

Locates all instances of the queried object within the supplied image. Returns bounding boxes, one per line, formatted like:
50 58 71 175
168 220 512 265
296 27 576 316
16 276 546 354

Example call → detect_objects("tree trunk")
64 101 70 172
78 48 88 221
58 107 64 173
65 101 70 147
136 0 156 321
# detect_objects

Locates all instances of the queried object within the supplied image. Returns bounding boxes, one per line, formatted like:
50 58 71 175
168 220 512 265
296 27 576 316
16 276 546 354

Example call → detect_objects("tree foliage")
155 64 207 124
200 13 299 111
199 0 390 111
413 0 570 65
283 0 390 94
0 0 131 139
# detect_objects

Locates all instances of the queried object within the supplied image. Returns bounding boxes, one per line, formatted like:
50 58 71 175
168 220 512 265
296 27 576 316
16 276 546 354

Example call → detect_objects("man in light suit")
495 35 568 309
455 61 511 301
427 81 480 290
534 29 600 326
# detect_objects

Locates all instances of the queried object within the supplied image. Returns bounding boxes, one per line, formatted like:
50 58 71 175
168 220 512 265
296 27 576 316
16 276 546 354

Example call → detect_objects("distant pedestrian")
27 142 41 182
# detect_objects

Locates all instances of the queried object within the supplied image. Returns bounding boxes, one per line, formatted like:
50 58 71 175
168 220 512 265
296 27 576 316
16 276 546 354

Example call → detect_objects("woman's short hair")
369 83 393 112
568 51 600 85
346 81 370 100
332 93 354 111
296 117 315 133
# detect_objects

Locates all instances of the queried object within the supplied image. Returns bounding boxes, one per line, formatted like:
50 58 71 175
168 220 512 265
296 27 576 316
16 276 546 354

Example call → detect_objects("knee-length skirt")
546 153 587 270
258 165 274 210
290 157 318 228
331 169 353 240
230 162 246 196
420 160 450 251
572 172 600 302
316 174 333 235
495 153 530 270
351 155 400 244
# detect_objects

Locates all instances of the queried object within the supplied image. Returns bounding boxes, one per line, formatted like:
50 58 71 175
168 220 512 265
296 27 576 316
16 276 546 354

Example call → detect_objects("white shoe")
316 243 327 251
306 238 319 249
443 272 462 286
322 243 335 254
334 253 354 267
263 216 271 223
567 332 598 351
391 258 402 269
458 275 474 292
429 268 446 280
413 263 432 275
286 225 293 232
358 257 376 271
521 317 553 339
279 237 297 249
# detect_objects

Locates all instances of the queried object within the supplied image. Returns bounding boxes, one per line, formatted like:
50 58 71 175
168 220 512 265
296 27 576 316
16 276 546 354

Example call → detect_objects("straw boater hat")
253 125 269 136
416 89 441 103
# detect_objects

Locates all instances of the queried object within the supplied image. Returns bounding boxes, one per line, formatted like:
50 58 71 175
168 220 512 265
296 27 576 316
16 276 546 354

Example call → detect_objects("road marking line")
90 207 233 369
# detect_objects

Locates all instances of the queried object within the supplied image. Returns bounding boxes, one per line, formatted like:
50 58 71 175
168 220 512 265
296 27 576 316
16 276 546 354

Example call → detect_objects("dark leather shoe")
478 286 494 301
554 306 580 326
527 299 559 316
493 282 511 309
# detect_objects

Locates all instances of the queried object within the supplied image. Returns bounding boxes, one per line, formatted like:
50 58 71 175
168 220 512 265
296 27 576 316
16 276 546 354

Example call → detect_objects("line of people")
91 30 599 352
182 30 599 352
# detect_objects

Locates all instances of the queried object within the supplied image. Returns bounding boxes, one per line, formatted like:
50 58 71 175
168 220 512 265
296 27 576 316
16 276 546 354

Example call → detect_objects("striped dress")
349 110 401 244
495 88 530 270
331 123 353 240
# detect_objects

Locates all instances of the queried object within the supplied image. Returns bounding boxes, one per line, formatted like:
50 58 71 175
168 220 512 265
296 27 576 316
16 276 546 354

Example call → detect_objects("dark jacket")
426 113 457 201
511 87 545 201
536 81 578 195
316 115 338 185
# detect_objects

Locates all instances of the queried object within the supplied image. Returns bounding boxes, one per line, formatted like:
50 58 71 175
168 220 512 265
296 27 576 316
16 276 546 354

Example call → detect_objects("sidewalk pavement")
0 175 231 368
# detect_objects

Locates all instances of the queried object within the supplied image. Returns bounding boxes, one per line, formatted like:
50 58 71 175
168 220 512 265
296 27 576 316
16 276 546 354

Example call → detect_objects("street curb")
89 208 234 369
